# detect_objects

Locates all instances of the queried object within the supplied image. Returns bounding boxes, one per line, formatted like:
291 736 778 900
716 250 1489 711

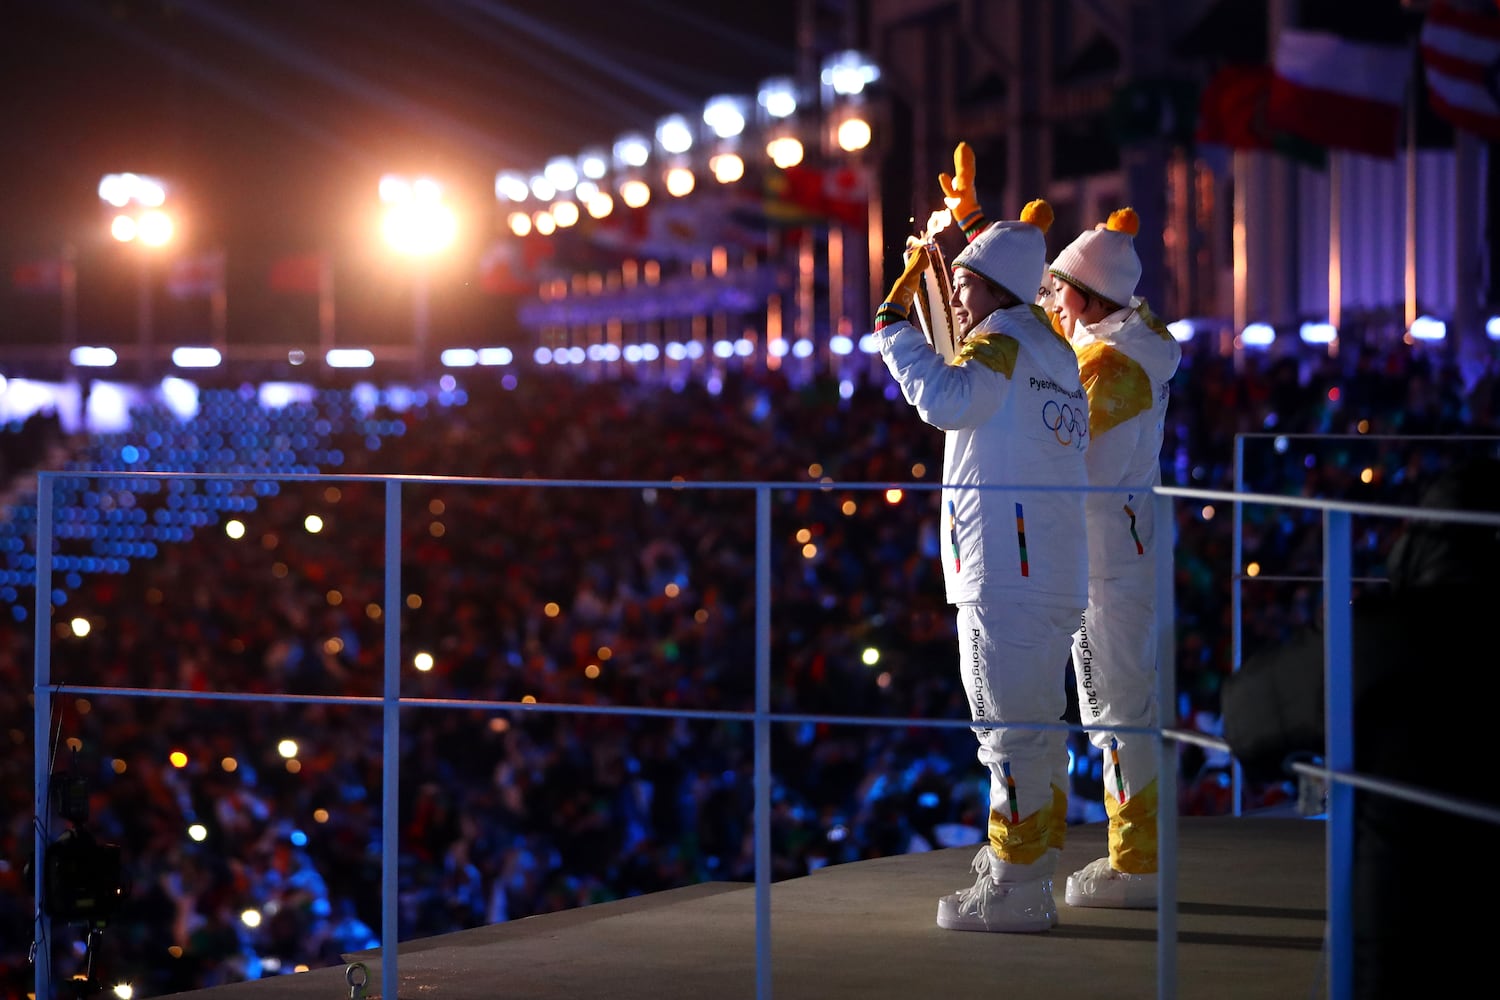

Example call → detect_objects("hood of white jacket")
1069 297 1182 384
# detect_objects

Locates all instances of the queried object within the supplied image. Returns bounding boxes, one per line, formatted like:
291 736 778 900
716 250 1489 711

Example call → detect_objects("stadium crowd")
0 330 1493 994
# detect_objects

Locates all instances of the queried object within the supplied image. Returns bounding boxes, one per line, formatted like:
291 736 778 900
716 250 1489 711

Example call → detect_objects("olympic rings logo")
1042 400 1088 449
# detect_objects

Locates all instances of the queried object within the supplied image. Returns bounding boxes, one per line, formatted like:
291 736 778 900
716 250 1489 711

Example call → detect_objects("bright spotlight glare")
378 174 412 203
494 171 530 202
508 211 533 237
710 153 745 184
614 133 651 168
767 136 804 169
382 203 457 255
837 117 872 152
665 167 695 197
703 95 748 138
551 200 580 227
110 215 137 242
656 114 694 154
578 149 609 179
544 156 579 191
533 211 557 236
621 180 651 209
758 78 798 118
586 191 615 218
136 210 174 247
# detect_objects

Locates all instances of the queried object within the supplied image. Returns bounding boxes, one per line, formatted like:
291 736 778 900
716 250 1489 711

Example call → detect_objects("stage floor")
160 815 1328 1000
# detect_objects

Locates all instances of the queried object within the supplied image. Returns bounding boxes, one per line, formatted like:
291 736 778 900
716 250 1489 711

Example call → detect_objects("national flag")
166 250 225 299
478 240 533 295
268 251 326 294
1421 0 1500 141
1268 29 1412 157
11 256 65 293
1195 64 1275 150
762 164 868 227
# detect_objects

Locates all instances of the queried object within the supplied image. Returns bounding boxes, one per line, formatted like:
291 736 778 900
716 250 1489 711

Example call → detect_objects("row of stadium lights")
493 53 881 239
84 46 1491 380
100 53 879 258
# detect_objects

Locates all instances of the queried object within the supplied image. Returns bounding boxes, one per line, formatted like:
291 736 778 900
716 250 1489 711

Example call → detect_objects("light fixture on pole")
819 50 880 155
703 94 751 185
613 132 653 210
100 172 175 382
379 173 458 379
758 76 805 169
655 113 697 198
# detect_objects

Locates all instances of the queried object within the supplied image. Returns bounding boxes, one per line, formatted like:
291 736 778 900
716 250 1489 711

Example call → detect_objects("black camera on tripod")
41 772 127 927
43 826 125 927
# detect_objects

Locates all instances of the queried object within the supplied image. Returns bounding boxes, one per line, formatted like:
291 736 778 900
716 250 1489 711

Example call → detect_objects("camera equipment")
44 827 125 926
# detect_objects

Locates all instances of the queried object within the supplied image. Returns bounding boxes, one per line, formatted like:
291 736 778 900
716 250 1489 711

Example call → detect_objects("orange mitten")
938 142 984 237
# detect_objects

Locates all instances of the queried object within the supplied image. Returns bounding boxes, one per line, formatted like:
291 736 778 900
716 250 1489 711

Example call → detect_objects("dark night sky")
0 0 805 260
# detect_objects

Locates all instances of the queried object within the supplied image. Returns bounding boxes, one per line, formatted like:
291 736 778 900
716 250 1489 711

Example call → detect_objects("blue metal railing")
30 469 1500 1000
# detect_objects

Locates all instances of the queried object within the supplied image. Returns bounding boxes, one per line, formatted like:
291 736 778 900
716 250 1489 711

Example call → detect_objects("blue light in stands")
1299 322 1336 345
70 346 118 368
172 347 222 368
1408 315 1445 341
327 349 375 368
1241 323 1275 348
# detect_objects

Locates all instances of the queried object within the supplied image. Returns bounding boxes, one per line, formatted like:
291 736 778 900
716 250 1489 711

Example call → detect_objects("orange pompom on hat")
952 198 1054 302
1049 207 1142 307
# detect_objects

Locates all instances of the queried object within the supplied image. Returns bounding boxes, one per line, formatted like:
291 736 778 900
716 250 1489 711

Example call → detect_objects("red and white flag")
268 251 327 294
1268 29 1411 157
11 256 65 293
1421 0 1500 141
166 250 225 299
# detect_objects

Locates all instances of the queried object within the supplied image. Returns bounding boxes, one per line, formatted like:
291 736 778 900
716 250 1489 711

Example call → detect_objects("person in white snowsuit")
873 195 1089 933
1044 208 1182 909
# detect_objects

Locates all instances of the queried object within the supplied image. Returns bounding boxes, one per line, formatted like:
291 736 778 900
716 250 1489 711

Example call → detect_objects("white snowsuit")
875 302 1089 878
1066 298 1181 874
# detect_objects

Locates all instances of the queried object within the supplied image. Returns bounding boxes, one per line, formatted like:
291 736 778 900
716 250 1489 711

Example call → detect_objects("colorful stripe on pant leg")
1110 737 1127 804
948 499 961 572
1001 760 1019 823
1014 502 1029 576
1124 496 1143 555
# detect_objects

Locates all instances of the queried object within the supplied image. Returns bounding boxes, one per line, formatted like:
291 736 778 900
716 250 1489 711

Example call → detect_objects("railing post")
1154 488 1178 1000
1323 509 1354 1000
33 472 55 1000
1231 435 1245 816
754 485 772 1000
381 480 403 1000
